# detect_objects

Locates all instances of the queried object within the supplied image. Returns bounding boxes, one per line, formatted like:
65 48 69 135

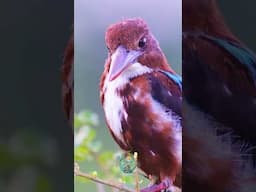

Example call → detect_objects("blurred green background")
74 0 181 191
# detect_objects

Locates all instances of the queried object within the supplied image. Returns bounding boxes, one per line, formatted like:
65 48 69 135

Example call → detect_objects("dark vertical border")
0 1 74 191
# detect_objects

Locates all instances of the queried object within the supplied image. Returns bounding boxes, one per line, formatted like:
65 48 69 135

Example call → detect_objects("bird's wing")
202 34 256 85
149 70 182 117
184 32 256 96
183 32 256 153
159 70 182 90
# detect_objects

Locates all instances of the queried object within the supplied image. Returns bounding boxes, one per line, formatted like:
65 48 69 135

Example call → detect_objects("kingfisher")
100 18 182 192
183 0 256 157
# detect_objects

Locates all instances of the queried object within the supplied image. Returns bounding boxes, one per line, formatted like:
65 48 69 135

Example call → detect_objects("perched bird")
100 18 182 191
183 0 256 157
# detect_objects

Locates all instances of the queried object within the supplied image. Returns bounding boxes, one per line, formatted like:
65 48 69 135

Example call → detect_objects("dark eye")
138 37 147 48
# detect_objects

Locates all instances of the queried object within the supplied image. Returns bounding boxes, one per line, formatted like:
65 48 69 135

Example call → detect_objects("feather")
202 34 256 84
150 71 182 117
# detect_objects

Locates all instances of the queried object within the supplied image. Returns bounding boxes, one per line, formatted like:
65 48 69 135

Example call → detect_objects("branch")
75 169 134 192
75 169 181 192
134 152 139 192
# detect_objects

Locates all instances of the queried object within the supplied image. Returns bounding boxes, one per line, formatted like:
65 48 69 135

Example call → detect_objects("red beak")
109 45 142 81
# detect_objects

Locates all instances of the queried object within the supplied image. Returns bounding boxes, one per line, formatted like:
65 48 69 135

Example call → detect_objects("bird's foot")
140 178 172 192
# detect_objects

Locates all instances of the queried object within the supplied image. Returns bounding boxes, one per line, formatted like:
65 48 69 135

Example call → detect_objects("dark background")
0 1 73 191
0 1 255 192
218 1 256 52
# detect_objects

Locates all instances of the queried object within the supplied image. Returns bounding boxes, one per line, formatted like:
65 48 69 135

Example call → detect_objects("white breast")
103 78 127 145
103 62 153 145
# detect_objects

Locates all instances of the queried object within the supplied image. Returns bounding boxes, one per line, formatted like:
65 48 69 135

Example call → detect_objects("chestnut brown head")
105 18 169 81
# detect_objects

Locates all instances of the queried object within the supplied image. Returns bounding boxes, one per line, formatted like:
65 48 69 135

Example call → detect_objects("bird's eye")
106 46 111 52
138 37 147 48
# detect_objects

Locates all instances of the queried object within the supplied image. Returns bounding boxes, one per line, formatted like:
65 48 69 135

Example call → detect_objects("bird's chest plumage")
103 77 128 146
102 62 153 148
103 71 182 176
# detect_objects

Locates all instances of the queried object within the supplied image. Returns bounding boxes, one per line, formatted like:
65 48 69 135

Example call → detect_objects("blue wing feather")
159 70 182 90
148 70 182 116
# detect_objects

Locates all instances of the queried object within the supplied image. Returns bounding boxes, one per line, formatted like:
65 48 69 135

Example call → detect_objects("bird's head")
105 18 170 81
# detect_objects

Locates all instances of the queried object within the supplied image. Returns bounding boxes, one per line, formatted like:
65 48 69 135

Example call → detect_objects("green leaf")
121 175 135 185
85 128 96 143
75 126 97 147
74 147 91 162
74 114 82 129
75 175 90 183
98 151 114 166
110 165 120 176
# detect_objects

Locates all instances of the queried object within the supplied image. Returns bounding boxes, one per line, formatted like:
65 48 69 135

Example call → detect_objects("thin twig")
75 170 134 192
134 152 139 192
135 168 139 192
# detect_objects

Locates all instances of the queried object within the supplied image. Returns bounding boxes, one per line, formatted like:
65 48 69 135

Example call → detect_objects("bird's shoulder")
127 70 182 95
147 70 182 117
118 70 182 116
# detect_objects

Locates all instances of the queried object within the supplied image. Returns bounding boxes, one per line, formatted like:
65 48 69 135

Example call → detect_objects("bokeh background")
74 0 181 191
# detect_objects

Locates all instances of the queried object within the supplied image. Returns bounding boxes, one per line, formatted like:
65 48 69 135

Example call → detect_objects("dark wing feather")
202 34 256 85
149 71 182 117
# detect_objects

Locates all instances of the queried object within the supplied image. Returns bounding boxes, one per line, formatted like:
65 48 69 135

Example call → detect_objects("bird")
183 0 256 159
100 18 182 192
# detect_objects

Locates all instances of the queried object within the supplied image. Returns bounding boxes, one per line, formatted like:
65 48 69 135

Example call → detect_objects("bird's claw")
140 179 171 192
